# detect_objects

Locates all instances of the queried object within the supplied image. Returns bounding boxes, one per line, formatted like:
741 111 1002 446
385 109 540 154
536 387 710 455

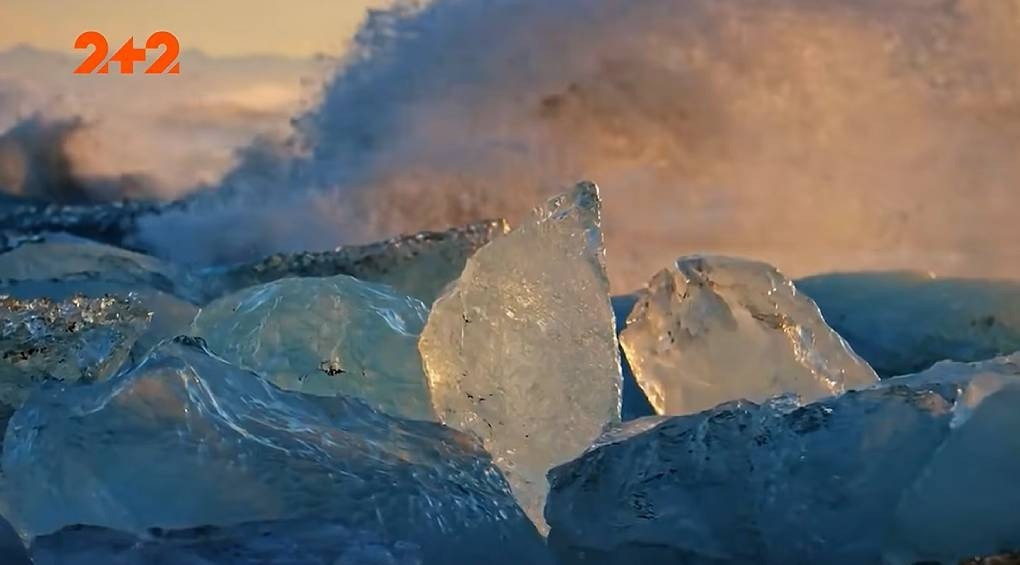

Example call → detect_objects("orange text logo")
73 31 180 75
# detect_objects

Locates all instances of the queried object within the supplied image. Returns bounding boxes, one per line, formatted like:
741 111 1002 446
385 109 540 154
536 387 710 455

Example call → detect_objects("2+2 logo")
73 31 181 75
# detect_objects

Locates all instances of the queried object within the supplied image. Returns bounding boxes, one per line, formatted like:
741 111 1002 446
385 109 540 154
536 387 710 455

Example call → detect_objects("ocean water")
7 0 1020 290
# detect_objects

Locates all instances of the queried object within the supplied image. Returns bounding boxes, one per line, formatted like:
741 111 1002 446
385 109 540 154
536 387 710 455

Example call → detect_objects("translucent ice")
620 255 878 416
192 275 433 421
419 182 622 529
1 280 198 367
197 219 509 305
0 294 151 406
0 234 190 299
796 271 1020 376
2 337 550 565
547 361 1020 564
0 234 200 357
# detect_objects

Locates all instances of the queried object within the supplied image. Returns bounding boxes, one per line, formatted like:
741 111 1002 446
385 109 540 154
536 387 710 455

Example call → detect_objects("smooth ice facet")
418 182 622 529
197 219 509 305
620 255 878 416
0 235 190 299
796 271 1020 376
886 383 1020 564
0 295 151 406
1 337 550 565
192 275 433 421
547 359 1020 564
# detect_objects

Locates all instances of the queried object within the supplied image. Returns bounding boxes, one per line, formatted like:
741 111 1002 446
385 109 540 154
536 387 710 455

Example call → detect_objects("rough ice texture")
197 219 510 305
546 360 1020 564
419 182 622 530
882 353 1020 427
192 275 433 421
620 255 878 416
0 235 200 355
796 271 1020 377
1 337 550 565
0 294 151 406
31 520 423 565
0 280 197 368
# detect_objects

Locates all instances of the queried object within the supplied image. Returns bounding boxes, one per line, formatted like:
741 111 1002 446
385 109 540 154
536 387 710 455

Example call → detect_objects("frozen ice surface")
419 182 622 529
197 219 510 305
31 520 423 565
882 353 1020 427
547 359 1020 564
886 382 1020 564
0 234 191 299
620 255 878 416
0 279 198 367
2 337 550 565
0 294 151 406
193 275 433 421
797 271 1020 376
0 234 200 357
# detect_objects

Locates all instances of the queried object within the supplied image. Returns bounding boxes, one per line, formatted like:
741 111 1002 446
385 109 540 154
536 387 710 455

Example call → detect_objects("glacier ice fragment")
620 255 878 415
796 271 1020 376
0 294 151 406
1 337 550 564
197 219 509 305
0 234 191 299
192 275 433 421
547 356 1020 564
418 182 622 529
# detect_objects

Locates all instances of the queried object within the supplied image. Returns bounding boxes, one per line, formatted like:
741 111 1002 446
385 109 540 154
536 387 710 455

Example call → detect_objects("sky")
0 0 390 57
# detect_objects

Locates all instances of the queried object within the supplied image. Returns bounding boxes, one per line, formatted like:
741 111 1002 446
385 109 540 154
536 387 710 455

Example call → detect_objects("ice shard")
546 359 1020 564
0 294 151 407
197 219 510 305
418 181 622 529
2 337 550 565
620 255 878 416
192 275 433 421
797 271 1020 376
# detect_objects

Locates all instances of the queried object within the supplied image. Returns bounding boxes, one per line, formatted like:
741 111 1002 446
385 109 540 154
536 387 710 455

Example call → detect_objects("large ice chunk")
1 280 198 367
192 275 433 421
546 359 1020 564
419 182 622 529
0 234 191 299
0 295 151 406
197 219 509 305
1 337 550 565
620 255 878 416
0 235 200 357
796 271 1020 376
